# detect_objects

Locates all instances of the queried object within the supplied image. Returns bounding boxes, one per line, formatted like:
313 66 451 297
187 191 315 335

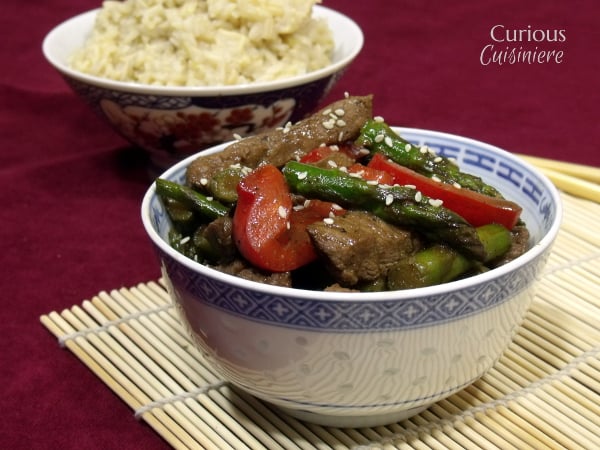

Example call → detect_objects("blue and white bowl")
141 128 562 427
42 6 363 170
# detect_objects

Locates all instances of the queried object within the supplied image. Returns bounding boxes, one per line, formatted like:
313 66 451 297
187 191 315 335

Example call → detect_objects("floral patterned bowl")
141 127 562 428
42 6 363 170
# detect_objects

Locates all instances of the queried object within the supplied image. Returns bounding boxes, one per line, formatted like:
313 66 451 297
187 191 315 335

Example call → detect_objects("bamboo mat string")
57 304 172 347
134 381 229 419
542 252 600 275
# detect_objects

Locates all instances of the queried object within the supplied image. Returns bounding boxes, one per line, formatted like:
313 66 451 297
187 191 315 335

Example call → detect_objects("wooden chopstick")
535 167 600 203
517 154 600 184
516 154 600 203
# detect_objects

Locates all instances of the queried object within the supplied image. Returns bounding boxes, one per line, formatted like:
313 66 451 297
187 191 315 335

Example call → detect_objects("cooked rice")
69 0 334 86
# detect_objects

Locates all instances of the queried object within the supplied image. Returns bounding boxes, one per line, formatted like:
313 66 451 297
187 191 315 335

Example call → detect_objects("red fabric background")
2 0 598 448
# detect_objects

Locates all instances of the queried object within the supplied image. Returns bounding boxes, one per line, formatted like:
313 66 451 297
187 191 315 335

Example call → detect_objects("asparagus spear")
161 196 197 234
356 119 502 198
282 161 486 260
386 223 512 289
155 178 230 220
208 166 248 204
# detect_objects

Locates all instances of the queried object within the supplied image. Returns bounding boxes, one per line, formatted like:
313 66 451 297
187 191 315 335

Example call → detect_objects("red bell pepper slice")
368 153 522 229
300 144 359 164
300 146 336 164
232 164 344 272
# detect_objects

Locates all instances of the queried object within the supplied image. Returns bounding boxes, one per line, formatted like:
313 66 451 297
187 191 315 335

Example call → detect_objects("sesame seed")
180 236 190 245
206 196 214 201
278 206 287 219
367 179 379 185
359 148 370 156
336 119 347 127
323 217 335 225
297 171 308 180
434 156 443 163
322 108 332 116
384 136 394 147
293 204 304 211
349 172 362 178
200 178 208 186
329 112 338 120
330 145 340 151
374 134 385 143
415 191 423 202
344 91 350 98
453 182 462 189
404 184 416 189
385 194 394 206
329 211 336 218
419 146 429 154
327 160 338 168
286 221 291 230
339 166 348 173
429 198 444 207
404 143 412 151
332 203 343 210
322 120 335 130
335 108 345 116
233 133 242 140
338 131 344 141
304 199 312 208
374 116 385 123
431 175 441 182
230 163 242 169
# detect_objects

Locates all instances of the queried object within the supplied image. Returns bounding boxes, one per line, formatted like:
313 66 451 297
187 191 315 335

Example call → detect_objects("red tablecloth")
2 1 598 448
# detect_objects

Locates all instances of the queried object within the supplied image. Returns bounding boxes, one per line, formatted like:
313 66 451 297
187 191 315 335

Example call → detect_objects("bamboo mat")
41 191 600 450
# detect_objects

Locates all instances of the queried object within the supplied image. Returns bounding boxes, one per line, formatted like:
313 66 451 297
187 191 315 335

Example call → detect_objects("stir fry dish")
156 95 529 291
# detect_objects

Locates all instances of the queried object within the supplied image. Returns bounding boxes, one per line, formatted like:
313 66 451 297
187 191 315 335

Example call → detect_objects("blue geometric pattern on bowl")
159 249 539 332
64 75 337 120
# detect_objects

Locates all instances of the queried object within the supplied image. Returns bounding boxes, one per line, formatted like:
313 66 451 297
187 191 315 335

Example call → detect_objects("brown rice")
69 0 334 86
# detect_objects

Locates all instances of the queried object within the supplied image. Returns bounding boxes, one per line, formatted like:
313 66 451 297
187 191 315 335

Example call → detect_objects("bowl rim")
42 5 364 96
141 126 563 302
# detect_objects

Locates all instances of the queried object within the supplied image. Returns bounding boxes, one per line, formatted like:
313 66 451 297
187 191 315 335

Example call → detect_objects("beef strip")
210 258 292 287
307 211 422 287
201 216 237 264
186 95 373 189
324 283 361 293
